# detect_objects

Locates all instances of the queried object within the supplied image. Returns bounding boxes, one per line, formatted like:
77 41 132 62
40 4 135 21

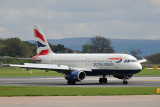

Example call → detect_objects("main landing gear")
67 81 76 85
99 75 107 84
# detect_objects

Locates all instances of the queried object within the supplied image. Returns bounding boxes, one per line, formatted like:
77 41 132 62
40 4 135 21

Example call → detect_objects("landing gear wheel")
99 78 107 84
103 78 107 83
67 81 76 85
99 78 103 83
122 81 128 85
122 75 128 85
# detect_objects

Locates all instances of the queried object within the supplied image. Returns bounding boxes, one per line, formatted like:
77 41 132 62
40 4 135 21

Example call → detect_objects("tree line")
0 38 74 58
0 36 160 64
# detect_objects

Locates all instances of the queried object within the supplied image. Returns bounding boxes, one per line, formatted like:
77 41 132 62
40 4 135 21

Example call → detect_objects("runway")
0 76 160 87
0 95 160 107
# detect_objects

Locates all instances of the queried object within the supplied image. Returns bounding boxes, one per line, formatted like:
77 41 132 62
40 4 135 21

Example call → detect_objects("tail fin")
33 25 54 56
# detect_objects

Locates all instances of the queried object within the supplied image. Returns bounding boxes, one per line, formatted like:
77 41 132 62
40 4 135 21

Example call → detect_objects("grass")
0 67 63 77
0 86 159 96
135 69 160 76
0 68 159 96
0 67 160 77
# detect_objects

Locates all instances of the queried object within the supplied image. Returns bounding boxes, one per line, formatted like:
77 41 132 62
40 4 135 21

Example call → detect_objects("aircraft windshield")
124 59 137 63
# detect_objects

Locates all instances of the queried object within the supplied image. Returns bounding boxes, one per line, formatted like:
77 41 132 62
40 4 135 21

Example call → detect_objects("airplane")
10 25 147 85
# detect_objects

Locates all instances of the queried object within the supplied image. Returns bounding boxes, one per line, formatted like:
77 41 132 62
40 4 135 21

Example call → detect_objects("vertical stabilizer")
33 25 54 56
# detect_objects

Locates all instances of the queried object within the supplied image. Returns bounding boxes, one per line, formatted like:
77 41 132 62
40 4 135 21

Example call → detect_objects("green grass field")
0 67 160 77
0 68 159 96
135 69 160 76
0 67 62 77
0 86 159 96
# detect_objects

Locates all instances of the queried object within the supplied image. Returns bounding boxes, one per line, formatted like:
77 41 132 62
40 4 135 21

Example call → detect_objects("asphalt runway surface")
0 76 160 87
0 95 160 107
0 77 160 107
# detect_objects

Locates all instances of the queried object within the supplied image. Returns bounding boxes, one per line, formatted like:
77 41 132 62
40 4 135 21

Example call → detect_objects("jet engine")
65 71 86 84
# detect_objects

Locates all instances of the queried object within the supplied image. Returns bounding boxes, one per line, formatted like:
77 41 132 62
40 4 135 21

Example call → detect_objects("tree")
130 48 142 59
121 49 127 54
82 44 89 53
87 36 115 53
49 43 74 53
0 38 32 57
25 41 37 57
146 53 160 64
0 38 6 55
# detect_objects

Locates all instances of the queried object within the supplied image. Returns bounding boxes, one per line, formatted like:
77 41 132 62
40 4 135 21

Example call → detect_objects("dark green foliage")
130 48 142 59
147 53 160 64
1 58 32 64
0 38 32 57
82 44 89 53
82 36 115 53
25 41 37 56
49 43 74 53
0 38 74 59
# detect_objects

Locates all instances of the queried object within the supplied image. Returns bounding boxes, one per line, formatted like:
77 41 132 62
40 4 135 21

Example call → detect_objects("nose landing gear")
122 76 128 85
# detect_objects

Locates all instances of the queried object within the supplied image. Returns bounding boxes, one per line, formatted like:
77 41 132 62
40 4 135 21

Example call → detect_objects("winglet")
138 58 147 63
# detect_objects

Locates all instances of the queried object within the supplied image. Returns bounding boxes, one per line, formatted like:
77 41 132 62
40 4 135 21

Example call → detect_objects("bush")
1 58 32 64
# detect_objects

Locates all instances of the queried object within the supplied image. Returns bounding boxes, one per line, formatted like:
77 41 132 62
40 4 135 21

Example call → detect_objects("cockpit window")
131 60 137 62
124 60 130 63
124 59 137 63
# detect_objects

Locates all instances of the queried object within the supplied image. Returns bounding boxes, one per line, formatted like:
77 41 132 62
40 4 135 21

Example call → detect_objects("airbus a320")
10 25 146 85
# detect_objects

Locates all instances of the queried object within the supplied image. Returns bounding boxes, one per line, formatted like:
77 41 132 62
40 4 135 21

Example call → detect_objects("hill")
28 37 160 57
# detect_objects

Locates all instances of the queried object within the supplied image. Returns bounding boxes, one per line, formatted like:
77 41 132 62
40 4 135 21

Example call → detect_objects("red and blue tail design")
32 25 53 59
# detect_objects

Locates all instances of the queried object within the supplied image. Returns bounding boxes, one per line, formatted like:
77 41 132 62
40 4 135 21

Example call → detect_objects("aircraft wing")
9 63 92 73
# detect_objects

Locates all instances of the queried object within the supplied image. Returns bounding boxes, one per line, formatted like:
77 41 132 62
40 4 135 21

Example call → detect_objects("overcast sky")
0 0 160 40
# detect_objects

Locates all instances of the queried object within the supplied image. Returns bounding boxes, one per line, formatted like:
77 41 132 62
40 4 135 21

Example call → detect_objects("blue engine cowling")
65 71 86 82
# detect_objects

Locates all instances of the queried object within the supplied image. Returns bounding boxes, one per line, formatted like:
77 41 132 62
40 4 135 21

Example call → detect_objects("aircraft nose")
137 63 142 70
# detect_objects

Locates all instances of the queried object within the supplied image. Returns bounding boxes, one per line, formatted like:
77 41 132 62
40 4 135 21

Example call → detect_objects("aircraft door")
115 62 119 69
114 56 121 69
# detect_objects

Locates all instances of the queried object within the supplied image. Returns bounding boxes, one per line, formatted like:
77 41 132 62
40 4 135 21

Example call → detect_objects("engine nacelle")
65 71 86 82
113 75 133 79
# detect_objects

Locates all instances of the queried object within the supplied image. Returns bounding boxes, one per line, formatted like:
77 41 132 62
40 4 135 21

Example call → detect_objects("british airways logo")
34 29 46 42
108 58 122 63
36 41 46 48
33 28 49 58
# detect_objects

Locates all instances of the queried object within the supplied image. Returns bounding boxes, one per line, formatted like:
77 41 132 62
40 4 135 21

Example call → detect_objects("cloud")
145 35 160 40
149 0 160 6
0 0 160 40
0 27 6 32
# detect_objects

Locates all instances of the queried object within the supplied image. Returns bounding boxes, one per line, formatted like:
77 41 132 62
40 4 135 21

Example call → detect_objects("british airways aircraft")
10 25 146 85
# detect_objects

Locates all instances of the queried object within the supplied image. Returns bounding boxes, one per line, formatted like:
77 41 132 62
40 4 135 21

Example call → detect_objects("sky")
0 0 160 40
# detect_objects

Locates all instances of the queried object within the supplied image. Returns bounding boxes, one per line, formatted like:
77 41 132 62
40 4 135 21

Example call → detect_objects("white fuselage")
38 53 142 72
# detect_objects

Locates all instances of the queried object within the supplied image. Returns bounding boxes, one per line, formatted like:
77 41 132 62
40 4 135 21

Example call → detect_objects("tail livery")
32 25 53 59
